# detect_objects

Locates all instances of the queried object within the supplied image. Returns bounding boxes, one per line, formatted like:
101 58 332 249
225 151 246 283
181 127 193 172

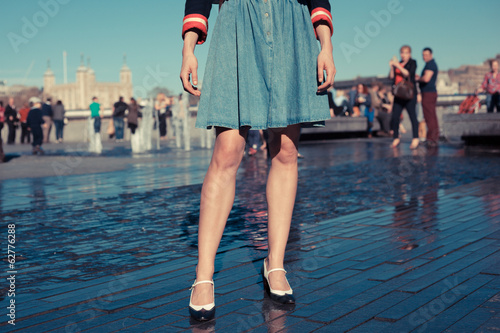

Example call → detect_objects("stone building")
436 72 459 95
43 55 132 110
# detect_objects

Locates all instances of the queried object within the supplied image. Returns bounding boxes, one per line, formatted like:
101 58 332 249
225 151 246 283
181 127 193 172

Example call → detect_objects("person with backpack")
112 96 128 142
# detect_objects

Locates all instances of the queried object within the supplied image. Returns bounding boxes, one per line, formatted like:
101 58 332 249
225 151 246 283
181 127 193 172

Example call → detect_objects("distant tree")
149 87 172 99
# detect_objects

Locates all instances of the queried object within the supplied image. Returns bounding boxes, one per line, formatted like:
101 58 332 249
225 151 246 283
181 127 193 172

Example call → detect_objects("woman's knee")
275 139 298 165
212 133 245 170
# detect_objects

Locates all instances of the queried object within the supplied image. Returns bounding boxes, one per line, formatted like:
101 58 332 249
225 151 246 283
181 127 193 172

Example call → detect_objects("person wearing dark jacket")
41 98 53 143
4 97 18 144
27 97 46 155
112 97 128 141
389 45 419 149
52 100 66 143
127 98 141 134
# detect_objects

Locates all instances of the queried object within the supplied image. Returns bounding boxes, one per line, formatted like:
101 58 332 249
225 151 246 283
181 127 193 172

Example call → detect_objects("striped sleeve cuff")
311 8 333 38
182 14 209 45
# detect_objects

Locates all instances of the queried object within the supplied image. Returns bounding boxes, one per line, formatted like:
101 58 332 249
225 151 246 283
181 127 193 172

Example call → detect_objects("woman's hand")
180 31 201 96
316 24 336 93
317 49 336 93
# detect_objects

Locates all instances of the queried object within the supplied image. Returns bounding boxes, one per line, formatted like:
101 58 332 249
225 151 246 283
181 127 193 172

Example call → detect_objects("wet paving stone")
0 140 499 332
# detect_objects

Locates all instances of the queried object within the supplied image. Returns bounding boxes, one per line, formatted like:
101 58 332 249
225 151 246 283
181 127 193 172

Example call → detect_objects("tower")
43 59 55 96
120 54 132 100
120 54 132 84
76 53 88 109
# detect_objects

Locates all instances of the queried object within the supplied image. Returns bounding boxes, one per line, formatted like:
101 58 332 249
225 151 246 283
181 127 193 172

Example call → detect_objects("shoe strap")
267 268 287 274
190 280 214 289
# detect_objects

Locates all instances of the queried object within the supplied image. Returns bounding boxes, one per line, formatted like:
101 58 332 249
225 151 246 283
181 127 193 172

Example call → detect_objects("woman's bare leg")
265 124 301 291
191 127 248 305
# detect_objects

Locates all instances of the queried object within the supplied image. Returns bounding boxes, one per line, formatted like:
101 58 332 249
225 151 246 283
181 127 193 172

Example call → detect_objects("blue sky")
1 0 498 97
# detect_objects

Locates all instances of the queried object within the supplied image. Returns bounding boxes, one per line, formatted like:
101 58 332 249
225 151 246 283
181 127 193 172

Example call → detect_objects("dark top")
127 103 142 125
185 0 332 18
41 103 53 117
4 105 18 124
393 58 418 97
27 108 45 128
113 101 128 118
419 59 438 93
52 104 65 120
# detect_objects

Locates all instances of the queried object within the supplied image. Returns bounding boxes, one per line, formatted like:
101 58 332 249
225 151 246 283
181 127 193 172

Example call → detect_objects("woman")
18 103 31 144
181 0 335 321
389 45 419 149
477 59 500 113
52 100 65 143
127 97 141 135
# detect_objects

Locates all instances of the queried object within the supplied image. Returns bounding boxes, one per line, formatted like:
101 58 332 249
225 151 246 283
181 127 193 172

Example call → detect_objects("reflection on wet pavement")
0 140 499 332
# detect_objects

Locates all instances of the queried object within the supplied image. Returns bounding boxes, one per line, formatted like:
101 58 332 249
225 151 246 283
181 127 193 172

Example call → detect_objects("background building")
43 55 132 110
445 54 500 94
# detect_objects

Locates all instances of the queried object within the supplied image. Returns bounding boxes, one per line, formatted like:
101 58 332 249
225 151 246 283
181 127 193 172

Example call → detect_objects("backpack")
458 94 480 114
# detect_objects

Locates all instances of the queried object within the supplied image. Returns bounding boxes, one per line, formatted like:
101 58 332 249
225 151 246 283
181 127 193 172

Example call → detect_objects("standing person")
41 98 53 143
389 45 419 149
18 103 31 144
127 97 141 135
180 0 335 321
128 97 143 152
27 97 46 155
112 96 128 142
477 59 500 113
90 97 101 134
155 93 168 140
418 47 439 147
88 97 102 154
52 100 66 143
5 97 19 144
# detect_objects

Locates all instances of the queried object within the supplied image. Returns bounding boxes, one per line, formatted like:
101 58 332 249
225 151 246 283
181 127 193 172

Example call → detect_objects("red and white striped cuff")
182 14 209 45
311 8 333 38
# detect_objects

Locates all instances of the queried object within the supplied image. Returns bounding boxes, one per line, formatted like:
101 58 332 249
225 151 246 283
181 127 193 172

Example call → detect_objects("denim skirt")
196 0 330 130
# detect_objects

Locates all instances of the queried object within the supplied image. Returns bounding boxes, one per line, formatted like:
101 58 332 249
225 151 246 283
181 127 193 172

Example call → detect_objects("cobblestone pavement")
0 139 499 332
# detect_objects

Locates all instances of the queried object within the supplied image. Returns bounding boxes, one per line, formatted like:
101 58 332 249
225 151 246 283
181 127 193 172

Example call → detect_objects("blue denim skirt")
196 0 330 130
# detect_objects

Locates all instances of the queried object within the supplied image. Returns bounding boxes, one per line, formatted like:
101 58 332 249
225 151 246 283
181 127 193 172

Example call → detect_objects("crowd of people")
325 46 440 149
0 97 66 155
326 48 500 150
1 51 498 156
86 93 193 152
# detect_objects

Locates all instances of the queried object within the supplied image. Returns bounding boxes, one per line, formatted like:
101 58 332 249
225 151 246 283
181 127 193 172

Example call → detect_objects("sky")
1 0 499 97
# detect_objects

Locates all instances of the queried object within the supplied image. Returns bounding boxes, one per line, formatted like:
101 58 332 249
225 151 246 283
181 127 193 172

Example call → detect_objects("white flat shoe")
262 259 295 304
188 280 215 321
